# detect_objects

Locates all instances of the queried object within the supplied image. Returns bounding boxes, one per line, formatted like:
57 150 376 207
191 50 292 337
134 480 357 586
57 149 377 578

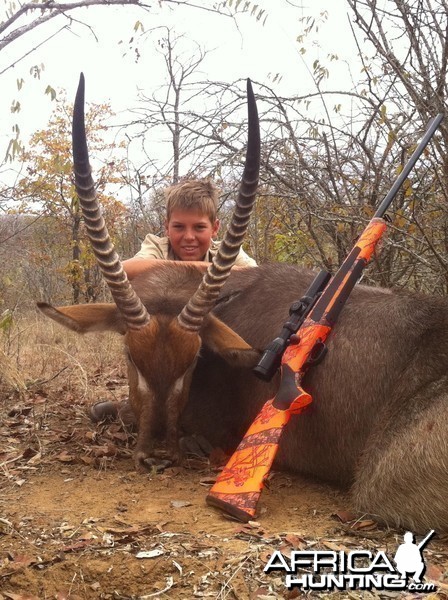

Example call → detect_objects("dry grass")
0 310 126 408
0 347 26 393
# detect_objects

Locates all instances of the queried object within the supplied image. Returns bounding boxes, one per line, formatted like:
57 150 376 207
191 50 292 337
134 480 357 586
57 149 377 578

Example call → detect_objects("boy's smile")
166 209 220 261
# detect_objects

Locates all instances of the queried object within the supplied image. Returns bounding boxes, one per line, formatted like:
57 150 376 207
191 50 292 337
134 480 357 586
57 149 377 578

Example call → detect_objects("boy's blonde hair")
165 178 219 223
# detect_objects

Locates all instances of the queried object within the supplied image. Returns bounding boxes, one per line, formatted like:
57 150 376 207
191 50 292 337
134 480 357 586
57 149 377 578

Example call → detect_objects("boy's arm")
123 257 209 280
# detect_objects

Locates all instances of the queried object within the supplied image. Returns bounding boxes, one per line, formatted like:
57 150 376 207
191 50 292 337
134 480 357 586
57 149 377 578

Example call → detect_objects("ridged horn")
177 78 260 332
72 73 150 329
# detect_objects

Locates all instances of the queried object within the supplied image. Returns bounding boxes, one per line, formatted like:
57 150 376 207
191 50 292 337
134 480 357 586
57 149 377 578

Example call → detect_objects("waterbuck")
38 76 448 532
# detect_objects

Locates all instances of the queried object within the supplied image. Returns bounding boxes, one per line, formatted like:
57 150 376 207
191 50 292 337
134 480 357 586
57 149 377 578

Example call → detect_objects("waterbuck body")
40 260 448 532
154 262 448 533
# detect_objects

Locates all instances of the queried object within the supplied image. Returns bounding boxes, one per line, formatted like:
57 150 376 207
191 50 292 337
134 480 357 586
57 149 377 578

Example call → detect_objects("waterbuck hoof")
142 457 173 472
89 400 119 423
134 451 173 473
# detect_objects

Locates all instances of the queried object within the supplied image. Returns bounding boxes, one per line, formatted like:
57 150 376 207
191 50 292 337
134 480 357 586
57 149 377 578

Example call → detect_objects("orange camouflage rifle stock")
206 113 444 522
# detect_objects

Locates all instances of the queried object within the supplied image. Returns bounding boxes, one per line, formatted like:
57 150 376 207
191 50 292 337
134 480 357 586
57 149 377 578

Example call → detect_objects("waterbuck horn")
72 73 150 329
177 78 260 332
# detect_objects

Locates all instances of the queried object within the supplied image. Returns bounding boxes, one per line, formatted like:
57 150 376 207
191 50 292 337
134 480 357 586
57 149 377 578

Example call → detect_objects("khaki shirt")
134 233 257 267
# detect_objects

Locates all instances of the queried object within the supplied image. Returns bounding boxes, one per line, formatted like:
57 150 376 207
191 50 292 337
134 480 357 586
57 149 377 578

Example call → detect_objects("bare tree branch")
0 0 152 52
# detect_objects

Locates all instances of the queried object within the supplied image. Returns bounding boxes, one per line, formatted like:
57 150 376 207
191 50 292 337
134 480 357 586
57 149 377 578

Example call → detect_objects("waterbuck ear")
200 314 261 368
37 302 126 335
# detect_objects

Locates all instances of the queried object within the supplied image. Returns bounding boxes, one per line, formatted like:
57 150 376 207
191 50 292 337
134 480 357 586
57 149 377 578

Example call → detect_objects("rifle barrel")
374 114 443 219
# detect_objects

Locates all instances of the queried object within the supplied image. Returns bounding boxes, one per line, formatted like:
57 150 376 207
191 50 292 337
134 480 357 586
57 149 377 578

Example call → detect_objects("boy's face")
165 209 220 261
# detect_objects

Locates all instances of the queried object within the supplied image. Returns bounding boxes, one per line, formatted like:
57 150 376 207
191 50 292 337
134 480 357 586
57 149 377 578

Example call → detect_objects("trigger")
304 341 327 367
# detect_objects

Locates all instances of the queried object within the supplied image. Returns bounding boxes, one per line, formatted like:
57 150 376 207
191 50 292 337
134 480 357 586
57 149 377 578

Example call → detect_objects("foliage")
11 95 127 304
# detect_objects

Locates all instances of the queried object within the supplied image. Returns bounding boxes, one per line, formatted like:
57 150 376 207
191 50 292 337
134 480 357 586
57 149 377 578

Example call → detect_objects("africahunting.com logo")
264 530 436 593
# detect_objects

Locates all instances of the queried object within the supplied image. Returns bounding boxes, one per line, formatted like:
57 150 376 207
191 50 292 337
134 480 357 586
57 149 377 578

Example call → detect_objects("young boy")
123 178 257 279
91 178 256 423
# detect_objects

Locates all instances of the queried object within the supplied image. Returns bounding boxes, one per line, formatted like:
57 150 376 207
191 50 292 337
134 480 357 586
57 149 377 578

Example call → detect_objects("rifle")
206 114 443 522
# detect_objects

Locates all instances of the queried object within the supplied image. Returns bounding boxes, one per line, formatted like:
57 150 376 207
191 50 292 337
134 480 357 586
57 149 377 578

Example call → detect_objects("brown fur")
38 262 448 531
125 317 202 468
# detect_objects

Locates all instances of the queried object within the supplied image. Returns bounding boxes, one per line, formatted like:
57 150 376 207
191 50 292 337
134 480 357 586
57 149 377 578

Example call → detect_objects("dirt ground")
1 325 448 600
